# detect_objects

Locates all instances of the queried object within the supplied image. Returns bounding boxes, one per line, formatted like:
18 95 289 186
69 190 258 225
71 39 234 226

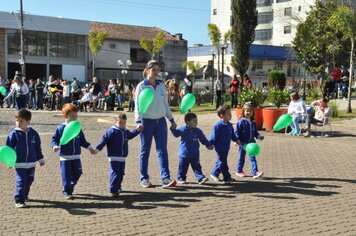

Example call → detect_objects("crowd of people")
0 74 137 113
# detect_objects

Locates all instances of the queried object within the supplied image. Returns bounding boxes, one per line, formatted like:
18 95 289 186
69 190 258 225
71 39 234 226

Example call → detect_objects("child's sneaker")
198 177 209 185
210 174 221 182
253 172 264 179
63 194 73 200
177 179 187 184
111 192 120 197
118 188 123 193
140 179 153 188
224 178 235 184
235 172 246 177
15 202 26 208
162 178 176 188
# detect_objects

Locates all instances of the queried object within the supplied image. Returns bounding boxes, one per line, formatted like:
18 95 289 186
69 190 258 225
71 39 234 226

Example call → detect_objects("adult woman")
135 60 177 188
304 98 331 137
5 75 29 110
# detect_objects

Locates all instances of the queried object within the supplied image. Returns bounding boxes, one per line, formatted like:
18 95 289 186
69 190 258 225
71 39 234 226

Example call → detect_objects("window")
130 48 150 63
49 32 85 58
258 12 273 24
283 44 291 47
256 0 272 7
213 9 217 15
109 43 116 49
298 6 302 11
275 61 283 70
252 60 263 70
7 29 47 56
277 0 291 3
284 7 292 16
255 29 272 41
284 25 291 34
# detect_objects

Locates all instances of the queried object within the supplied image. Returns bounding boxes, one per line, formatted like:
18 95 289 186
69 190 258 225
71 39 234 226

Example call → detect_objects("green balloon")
0 146 17 167
180 93 196 113
273 114 292 131
0 86 6 96
138 88 155 114
245 143 261 156
60 121 82 145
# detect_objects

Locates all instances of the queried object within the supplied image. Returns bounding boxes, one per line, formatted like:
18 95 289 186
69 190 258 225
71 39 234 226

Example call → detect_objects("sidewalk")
0 110 355 235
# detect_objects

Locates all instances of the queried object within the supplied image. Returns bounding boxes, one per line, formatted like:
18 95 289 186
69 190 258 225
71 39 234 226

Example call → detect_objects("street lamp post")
19 0 25 78
118 59 132 84
211 50 216 105
221 44 227 104
303 62 307 100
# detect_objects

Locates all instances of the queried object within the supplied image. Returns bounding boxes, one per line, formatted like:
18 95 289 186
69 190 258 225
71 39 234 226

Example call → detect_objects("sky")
1 0 211 46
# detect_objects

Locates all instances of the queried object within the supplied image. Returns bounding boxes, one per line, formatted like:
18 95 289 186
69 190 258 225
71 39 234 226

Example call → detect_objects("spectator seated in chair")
304 98 331 137
96 92 106 111
78 89 93 112
287 92 306 135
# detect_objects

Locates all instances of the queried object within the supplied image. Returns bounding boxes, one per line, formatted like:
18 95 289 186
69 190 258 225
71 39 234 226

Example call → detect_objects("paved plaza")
0 108 356 235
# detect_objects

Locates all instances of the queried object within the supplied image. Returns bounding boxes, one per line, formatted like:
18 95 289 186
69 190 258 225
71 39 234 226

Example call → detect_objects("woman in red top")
229 75 239 108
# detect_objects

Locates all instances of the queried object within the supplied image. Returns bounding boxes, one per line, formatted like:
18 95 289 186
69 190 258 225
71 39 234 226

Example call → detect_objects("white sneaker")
253 172 264 179
236 172 246 177
15 203 26 208
210 174 221 182
177 179 187 184
140 179 153 188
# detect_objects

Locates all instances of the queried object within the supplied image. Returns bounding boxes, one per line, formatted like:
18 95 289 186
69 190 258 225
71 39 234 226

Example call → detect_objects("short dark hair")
115 112 127 121
15 109 32 121
217 105 230 117
184 112 197 124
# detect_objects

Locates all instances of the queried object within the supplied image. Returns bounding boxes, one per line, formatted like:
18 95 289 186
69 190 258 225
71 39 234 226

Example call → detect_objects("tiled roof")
91 22 182 41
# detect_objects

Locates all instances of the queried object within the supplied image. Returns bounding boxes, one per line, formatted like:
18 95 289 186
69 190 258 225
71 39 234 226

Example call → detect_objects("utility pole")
221 44 227 104
19 0 26 78
211 51 215 105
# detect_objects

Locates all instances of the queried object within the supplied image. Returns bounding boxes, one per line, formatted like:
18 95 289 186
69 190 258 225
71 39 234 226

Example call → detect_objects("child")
95 113 141 197
51 103 96 199
235 102 264 179
170 113 213 185
6 109 45 208
287 92 306 135
210 105 237 183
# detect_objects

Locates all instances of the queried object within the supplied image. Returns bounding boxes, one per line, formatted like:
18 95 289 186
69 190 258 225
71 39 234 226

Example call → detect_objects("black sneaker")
198 177 209 185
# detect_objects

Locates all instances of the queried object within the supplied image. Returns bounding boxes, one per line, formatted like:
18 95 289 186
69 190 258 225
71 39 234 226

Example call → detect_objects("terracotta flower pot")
235 107 264 130
262 108 288 132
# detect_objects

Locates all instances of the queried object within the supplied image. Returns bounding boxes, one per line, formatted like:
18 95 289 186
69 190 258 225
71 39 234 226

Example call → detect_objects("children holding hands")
170 113 213 185
209 105 238 183
95 113 142 197
51 103 96 199
235 102 264 179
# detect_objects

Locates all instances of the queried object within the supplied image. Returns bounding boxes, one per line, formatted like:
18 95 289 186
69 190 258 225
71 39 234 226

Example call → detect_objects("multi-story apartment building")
211 0 315 46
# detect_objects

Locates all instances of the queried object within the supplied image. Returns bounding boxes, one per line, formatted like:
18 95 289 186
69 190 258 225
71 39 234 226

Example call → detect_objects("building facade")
0 11 187 83
211 0 315 46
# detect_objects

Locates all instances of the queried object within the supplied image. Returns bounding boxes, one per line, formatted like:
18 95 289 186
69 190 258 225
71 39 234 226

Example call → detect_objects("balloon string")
267 130 274 135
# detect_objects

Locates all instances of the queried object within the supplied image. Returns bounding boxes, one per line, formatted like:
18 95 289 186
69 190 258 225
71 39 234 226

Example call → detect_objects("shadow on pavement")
28 176 349 215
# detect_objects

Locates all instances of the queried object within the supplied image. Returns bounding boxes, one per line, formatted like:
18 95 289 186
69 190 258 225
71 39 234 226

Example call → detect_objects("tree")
328 4 356 113
208 23 222 82
231 0 257 81
292 0 349 76
182 61 201 85
88 30 108 78
140 31 167 60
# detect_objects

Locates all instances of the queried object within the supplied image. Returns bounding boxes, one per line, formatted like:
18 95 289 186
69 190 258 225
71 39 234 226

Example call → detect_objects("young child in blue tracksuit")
95 113 141 197
51 103 96 199
210 105 238 183
170 113 213 185
235 102 264 179
6 109 45 208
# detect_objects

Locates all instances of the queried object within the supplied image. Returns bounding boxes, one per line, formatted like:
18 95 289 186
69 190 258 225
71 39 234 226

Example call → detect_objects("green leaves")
237 87 265 108
88 30 108 57
266 88 289 109
140 31 167 59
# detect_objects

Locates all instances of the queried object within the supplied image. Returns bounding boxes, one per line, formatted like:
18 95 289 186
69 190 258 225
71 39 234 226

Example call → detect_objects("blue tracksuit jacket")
210 120 237 153
6 127 45 168
170 126 211 158
234 118 262 144
96 125 140 161
51 123 91 160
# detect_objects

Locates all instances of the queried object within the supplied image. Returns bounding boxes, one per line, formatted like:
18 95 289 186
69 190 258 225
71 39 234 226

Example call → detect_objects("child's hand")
170 122 177 130
259 135 264 141
53 146 60 152
208 145 214 150
88 147 96 155
40 162 45 166
137 125 144 132
235 140 241 146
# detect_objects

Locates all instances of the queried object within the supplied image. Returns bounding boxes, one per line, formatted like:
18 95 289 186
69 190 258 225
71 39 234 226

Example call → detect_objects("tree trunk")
92 57 96 78
347 38 354 113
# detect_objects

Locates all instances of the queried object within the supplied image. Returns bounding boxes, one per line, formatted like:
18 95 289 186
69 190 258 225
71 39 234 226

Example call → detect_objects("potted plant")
235 87 265 129
263 88 290 132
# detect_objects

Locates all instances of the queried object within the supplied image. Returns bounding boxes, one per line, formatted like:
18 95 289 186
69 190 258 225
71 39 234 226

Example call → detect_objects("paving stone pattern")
0 109 355 235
